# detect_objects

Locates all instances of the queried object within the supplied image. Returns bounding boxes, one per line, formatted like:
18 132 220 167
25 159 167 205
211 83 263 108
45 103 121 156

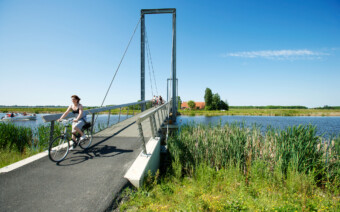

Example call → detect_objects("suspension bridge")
0 8 178 212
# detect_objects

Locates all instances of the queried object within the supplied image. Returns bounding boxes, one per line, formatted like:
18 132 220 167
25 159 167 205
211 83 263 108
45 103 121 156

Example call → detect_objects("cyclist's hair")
71 95 81 103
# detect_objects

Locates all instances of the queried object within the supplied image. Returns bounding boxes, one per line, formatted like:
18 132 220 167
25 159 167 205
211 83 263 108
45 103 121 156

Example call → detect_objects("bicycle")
48 119 93 162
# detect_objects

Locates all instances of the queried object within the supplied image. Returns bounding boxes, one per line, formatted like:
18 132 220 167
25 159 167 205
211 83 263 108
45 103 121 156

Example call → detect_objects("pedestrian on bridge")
58 95 87 143
152 95 157 107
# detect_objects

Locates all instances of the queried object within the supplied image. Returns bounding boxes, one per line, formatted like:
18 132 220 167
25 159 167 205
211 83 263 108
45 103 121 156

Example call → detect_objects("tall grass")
168 123 339 185
178 108 340 116
0 122 63 168
119 123 340 211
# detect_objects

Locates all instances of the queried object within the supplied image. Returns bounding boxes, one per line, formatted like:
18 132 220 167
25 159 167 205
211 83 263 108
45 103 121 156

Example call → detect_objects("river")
177 115 340 137
1 113 339 137
0 113 133 132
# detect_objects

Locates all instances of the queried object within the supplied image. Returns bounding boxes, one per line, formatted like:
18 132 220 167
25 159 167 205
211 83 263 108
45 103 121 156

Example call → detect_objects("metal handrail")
42 100 150 122
42 100 151 143
136 100 172 154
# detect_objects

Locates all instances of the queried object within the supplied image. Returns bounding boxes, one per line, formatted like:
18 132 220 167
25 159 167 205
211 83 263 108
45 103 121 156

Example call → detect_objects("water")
2 113 340 137
0 113 133 132
177 115 340 137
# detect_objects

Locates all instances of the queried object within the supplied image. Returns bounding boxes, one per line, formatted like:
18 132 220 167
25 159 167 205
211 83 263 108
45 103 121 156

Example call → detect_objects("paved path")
0 108 156 212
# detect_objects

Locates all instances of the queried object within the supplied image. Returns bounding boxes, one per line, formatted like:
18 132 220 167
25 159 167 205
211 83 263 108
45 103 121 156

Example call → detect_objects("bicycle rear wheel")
79 128 93 149
49 136 70 162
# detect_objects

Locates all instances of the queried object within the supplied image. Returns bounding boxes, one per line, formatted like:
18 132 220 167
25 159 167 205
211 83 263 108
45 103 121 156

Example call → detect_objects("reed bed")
168 123 339 184
119 123 339 211
178 108 340 116
0 122 63 168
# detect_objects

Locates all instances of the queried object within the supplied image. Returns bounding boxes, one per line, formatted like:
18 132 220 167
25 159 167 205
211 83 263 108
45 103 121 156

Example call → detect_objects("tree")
177 96 182 109
188 100 196 110
224 99 229 111
218 100 229 110
204 88 213 110
211 93 221 110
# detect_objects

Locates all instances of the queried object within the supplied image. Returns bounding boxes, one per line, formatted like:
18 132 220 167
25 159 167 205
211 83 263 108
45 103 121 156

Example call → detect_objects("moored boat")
0 113 37 121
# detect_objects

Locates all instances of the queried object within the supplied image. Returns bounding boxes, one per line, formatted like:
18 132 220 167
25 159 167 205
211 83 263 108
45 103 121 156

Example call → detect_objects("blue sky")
0 0 339 107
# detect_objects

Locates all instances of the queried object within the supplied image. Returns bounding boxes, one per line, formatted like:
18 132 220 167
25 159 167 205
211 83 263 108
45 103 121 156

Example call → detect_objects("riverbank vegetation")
0 107 142 115
179 108 340 116
0 122 63 168
0 102 152 115
119 123 339 211
2 103 340 116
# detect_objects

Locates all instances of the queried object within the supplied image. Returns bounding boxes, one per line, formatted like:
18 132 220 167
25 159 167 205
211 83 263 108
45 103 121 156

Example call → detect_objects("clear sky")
0 0 339 107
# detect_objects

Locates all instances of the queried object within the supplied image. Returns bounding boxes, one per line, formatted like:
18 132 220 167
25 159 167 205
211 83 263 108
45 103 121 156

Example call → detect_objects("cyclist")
58 95 87 145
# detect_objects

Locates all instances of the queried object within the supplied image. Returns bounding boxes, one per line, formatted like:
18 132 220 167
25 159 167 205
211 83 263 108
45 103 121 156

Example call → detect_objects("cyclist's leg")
73 126 83 137
71 123 81 141
73 120 85 137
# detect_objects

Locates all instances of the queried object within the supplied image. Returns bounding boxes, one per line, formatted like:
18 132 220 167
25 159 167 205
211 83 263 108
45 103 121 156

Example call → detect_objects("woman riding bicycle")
58 95 87 143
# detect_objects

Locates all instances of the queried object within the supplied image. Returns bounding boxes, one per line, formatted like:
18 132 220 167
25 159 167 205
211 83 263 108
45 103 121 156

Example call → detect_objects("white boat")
1 114 37 121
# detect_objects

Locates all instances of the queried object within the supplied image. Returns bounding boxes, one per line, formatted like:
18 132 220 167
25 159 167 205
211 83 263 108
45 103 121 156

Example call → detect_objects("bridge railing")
42 100 151 143
136 100 172 154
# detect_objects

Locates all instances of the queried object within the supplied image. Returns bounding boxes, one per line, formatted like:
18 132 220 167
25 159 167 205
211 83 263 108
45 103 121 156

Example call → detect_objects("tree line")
184 88 229 110
204 88 229 110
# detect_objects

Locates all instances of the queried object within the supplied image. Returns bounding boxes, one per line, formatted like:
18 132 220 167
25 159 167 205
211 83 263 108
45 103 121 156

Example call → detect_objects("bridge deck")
0 107 157 212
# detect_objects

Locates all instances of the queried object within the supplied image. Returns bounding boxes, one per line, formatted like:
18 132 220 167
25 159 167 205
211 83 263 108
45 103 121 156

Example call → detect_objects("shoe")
71 140 77 148
80 135 87 142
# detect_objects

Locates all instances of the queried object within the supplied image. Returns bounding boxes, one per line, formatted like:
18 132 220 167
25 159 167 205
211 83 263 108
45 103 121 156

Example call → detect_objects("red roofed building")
181 102 205 110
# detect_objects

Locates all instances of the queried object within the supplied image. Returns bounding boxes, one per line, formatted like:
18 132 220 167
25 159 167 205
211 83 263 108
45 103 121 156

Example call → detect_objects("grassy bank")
179 108 340 116
0 107 142 115
119 123 340 211
4 107 340 116
0 122 64 168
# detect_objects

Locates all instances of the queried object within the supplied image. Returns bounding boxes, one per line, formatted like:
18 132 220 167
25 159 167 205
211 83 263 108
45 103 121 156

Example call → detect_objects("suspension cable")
93 17 141 125
100 17 141 108
145 27 159 96
146 38 154 97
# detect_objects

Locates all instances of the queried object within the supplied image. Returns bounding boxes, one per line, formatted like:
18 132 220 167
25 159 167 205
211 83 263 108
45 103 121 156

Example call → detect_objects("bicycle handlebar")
58 118 76 126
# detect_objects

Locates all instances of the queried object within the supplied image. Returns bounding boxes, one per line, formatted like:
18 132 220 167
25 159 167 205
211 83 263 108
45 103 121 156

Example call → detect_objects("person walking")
159 96 163 105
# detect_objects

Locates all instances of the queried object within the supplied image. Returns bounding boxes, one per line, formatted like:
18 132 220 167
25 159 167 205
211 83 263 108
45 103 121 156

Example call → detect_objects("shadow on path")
57 144 133 166
55 121 137 166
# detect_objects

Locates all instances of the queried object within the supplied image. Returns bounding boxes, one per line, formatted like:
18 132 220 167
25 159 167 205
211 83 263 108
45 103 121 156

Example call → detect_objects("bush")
187 100 196 110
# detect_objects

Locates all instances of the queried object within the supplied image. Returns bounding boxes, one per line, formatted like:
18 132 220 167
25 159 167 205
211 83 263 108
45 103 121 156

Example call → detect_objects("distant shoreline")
178 109 340 117
2 107 340 117
0 107 137 115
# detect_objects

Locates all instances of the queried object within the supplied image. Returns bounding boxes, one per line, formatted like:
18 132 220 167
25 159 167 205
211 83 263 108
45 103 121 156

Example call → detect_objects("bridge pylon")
140 8 177 122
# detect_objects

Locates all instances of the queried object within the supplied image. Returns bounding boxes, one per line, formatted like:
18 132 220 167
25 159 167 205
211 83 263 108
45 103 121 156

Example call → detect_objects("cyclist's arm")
59 105 72 121
75 105 84 122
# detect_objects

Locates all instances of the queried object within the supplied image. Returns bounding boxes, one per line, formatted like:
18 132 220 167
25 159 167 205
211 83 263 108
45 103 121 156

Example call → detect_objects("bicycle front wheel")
49 136 70 162
79 128 93 149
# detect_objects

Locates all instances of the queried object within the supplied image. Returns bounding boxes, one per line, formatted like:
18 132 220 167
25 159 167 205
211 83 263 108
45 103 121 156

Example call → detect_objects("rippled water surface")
0 113 133 132
2 113 340 137
177 115 340 137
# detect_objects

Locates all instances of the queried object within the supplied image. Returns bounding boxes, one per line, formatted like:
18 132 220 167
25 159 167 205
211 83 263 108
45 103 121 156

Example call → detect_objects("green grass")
0 122 63 168
179 108 340 116
120 164 339 211
3 106 340 116
0 148 41 168
1 107 144 115
119 123 340 211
